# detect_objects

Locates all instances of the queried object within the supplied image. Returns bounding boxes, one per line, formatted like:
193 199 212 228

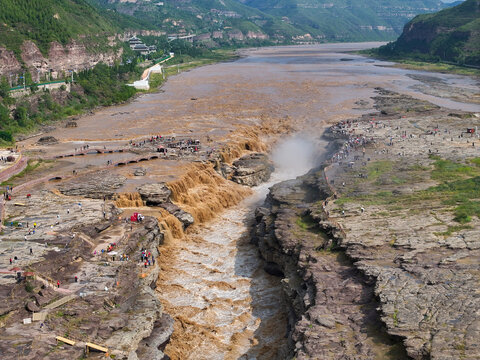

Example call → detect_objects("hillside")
240 0 446 41
91 0 446 43
90 0 303 44
0 0 121 57
375 0 480 66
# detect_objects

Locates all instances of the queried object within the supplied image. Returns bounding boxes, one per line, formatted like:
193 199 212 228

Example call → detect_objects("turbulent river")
157 136 329 359
150 44 480 359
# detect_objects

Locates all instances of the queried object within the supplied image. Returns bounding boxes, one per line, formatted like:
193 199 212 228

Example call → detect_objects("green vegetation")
393 309 399 326
90 0 447 44
0 159 52 186
25 281 34 293
0 0 118 57
338 157 480 224
242 0 445 41
296 215 316 231
368 160 394 181
435 224 473 237
371 0 480 67
385 59 480 77
77 62 138 106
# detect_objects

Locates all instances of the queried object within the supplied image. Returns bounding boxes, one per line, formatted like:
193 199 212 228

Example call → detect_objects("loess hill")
375 0 480 66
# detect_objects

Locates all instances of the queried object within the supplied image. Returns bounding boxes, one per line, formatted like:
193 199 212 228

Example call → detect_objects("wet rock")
37 136 58 145
134 167 146 176
218 163 234 179
264 262 284 277
58 170 126 199
159 202 194 229
372 87 439 115
137 183 171 206
231 153 274 186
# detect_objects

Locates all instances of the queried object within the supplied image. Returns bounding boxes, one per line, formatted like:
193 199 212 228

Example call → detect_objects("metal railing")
9 80 67 91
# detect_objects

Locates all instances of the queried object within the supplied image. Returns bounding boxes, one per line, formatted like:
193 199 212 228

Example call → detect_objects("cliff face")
1 40 121 81
380 0 480 66
253 89 480 360
0 47 22 76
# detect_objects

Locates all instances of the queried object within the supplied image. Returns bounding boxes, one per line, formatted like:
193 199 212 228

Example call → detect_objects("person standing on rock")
30 248 33 255
57 280 60 288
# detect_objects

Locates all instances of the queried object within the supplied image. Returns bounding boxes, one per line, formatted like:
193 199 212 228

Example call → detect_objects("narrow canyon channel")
150 44 479 359
157 137 328 359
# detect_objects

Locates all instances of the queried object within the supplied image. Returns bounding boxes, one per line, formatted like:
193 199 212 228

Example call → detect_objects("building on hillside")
128 37 143 49
127 37 157 55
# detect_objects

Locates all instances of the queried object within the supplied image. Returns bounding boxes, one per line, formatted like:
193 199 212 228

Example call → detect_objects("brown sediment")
164 315 229 360
219 126 268 164
115 192 144 207
157 207 185 240
167 163 252 223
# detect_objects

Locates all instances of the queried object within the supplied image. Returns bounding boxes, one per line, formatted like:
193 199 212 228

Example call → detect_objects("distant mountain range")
0 0 472 78
375 0 480 66
89 0 450 43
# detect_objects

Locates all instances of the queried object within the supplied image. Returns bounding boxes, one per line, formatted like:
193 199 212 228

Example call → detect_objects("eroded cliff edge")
253 89 480 359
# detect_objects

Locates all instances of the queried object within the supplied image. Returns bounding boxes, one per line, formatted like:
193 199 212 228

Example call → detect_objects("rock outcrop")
0 192 173 360
36 136 58 145
136 182 194 228
1 40 120 79
159 202 194 229
0 47 21 76
137 183 172 205
58 170 126 199
231 153 274 186
253 170 405 359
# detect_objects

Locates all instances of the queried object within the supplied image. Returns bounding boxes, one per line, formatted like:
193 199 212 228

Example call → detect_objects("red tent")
130 212 138 222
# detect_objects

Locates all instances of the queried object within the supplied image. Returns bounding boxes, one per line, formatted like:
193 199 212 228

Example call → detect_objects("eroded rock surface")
253 89 480 359
58 170 126 199
137 183 172 205
231 153 274 186
37 136 58 145
0 191 173 360
159 202 194 229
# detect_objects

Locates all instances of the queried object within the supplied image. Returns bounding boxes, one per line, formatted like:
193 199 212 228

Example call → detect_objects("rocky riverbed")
253 89 480 359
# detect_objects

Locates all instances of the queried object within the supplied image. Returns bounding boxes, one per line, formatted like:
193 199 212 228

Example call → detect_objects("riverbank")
1 49 237 147
253 88 480 359
358 49 480 78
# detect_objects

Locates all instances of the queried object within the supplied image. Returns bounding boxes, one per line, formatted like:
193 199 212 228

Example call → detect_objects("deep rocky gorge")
253 90 480 359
